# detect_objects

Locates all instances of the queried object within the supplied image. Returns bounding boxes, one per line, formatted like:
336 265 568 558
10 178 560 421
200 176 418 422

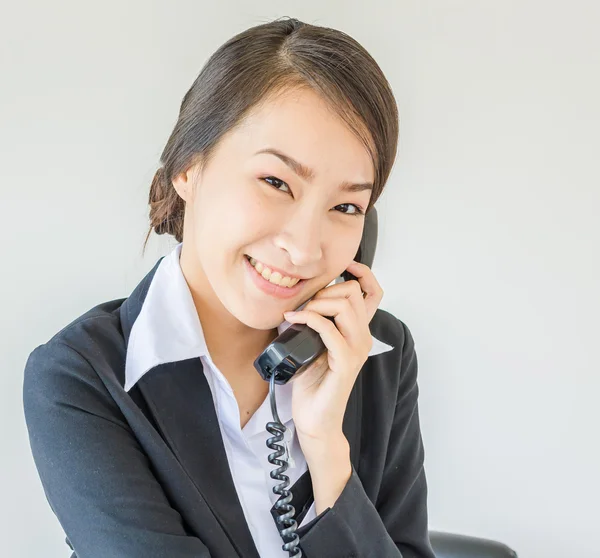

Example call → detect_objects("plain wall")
1 1 598 557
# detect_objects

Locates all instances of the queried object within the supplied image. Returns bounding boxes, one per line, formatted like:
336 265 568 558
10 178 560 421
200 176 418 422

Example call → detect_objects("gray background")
2 1 598 557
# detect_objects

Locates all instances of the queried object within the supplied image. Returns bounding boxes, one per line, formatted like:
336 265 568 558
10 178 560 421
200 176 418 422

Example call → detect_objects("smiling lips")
246 255 302 288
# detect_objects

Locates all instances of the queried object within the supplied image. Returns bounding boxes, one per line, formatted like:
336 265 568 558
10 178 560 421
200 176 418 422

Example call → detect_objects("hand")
283 260 384 446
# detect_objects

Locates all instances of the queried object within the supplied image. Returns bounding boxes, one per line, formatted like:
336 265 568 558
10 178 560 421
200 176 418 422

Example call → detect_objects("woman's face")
174 86 375 330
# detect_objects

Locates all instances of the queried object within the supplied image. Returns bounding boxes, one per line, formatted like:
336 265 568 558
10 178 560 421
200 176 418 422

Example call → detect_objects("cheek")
328 234 363 274
192 180 267 254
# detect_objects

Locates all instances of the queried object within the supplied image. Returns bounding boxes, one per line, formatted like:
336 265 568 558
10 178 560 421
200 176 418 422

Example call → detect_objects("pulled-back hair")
145 17 399 249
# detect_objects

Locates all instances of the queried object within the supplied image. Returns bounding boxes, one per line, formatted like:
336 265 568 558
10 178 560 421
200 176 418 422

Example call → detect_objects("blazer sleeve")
297 319 436 558
23 340 213 558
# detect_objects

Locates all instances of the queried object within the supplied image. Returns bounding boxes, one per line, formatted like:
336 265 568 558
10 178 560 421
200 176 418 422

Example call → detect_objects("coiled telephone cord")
265 371 303 557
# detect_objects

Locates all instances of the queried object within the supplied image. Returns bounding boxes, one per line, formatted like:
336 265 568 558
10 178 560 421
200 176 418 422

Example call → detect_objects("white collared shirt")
124 243 394 557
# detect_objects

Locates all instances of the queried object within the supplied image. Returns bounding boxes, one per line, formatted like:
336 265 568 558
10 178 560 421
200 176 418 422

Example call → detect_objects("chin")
238 313 281 332
222 293 281 330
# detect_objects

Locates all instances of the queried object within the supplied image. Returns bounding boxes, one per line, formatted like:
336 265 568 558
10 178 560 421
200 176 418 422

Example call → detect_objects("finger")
283 308 348 365
286 296 364 349
291 351 328 386
343 261 383 322
310 280 367 324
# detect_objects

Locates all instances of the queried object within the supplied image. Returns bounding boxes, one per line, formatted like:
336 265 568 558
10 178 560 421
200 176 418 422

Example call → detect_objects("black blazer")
23 256 436 558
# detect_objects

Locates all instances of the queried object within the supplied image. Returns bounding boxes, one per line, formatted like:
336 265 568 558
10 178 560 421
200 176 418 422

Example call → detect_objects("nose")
273 207 324 268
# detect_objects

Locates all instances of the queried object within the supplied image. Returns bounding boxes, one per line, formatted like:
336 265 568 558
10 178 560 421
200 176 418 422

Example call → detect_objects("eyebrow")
254 147 373 193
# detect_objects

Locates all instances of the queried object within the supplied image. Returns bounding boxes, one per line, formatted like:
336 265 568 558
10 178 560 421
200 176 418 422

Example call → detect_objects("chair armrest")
429 531 518 558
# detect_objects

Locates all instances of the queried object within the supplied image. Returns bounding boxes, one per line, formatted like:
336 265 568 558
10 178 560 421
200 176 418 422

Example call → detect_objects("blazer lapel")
137 358 261 558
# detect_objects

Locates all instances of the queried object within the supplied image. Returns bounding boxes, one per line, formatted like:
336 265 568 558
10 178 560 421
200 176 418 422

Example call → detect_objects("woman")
23 17 435 558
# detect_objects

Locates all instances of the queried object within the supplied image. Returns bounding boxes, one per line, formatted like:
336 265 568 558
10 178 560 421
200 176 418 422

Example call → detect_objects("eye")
261 176 365 216
262 176 291 193
335 203 365 216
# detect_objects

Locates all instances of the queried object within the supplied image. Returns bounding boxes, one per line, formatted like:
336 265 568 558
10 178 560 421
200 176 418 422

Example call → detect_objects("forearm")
300 433 352 515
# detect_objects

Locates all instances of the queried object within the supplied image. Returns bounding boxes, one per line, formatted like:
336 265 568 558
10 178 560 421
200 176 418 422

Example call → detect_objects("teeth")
247 256 300 287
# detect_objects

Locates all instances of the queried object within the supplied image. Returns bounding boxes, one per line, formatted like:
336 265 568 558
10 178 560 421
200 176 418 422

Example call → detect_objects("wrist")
298 431 350 465
298 434 352 514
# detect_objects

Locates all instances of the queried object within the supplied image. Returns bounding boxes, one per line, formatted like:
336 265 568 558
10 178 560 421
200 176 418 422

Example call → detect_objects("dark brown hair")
144 17 399 250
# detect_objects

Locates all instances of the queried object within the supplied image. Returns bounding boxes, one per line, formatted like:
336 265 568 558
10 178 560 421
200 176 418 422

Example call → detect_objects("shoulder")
23 298 128 409
369 307 417 363
362 307 420 406
48 297 126 349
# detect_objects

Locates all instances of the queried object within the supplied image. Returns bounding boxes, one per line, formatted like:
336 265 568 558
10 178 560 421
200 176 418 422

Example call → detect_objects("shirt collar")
124 243 393 392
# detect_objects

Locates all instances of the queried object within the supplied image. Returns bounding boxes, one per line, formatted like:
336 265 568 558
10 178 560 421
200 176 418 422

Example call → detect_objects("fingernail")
284 311 297 318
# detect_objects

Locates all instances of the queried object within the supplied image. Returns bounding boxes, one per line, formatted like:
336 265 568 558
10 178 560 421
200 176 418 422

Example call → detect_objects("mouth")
243 254 306 299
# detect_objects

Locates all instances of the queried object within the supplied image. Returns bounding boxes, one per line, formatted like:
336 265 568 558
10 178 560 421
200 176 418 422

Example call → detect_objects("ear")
171 168 192 204
172 161 202 204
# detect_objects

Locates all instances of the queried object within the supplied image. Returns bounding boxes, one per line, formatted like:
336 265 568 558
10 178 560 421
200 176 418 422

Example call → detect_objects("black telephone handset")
253 208 378 384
